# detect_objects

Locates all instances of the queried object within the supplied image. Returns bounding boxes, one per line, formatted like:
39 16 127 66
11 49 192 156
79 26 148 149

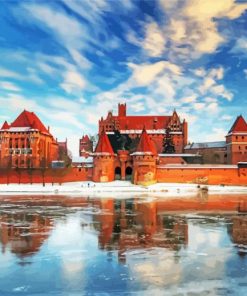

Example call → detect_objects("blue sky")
0 0 247 156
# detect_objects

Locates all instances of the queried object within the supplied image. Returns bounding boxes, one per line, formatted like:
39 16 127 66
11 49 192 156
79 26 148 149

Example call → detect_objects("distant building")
0 110 59 168
72 156 93 168
57 139 68 155
98 103 188 153
184 115 247 165
79 135 93 157
226 115 247 164
184 141 227 164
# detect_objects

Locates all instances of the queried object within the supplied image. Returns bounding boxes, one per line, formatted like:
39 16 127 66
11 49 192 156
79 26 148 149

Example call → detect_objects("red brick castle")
0 103 246 186
98 103 188 153
0 110 60 168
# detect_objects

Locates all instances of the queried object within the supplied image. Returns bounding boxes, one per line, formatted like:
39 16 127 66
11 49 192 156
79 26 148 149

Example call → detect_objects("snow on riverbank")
0 181 246 196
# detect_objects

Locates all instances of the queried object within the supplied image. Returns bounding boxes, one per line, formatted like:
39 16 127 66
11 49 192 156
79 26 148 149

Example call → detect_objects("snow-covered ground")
0 181 246 197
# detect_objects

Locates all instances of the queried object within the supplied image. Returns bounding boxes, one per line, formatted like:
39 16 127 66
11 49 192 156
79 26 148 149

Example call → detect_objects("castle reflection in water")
0 194 247 261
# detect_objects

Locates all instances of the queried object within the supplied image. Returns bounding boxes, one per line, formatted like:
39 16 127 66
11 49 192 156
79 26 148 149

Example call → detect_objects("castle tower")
92 129 115 182
79 135 93 157
0 110 59 168
131 127 158 185
118 103 126 117
226 115 247 164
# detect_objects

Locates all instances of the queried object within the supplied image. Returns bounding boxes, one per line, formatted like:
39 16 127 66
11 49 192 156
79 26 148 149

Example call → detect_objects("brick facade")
0 110 59 168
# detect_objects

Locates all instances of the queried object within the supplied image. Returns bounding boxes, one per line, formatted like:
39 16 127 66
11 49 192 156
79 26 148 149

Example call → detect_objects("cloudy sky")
0 0 247 156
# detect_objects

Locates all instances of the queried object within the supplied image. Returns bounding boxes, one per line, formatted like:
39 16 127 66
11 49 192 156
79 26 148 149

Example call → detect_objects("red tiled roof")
82 135 90 141
112 115 171 130
136 128 157 155
10 110 50 134
1 121 9 129
95 130 114 154
229 115 247 133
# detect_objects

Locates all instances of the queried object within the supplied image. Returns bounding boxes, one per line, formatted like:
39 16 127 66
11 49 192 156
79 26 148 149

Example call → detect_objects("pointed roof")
1 121 9 130
94 129 114 155
82 135 90 141
135 127 157 155
10 110 50 134
229 115 247 133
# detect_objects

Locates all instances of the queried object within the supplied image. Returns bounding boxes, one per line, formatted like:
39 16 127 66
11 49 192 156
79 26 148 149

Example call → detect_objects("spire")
172 109 180 121
94 129 114 155
229 115 247 133
1 121 9 130
135 127 157 155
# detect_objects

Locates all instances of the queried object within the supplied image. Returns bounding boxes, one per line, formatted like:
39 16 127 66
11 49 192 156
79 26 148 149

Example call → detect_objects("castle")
79 103 247 185
0 110 66 168
98 103 188 153
0 103 246 185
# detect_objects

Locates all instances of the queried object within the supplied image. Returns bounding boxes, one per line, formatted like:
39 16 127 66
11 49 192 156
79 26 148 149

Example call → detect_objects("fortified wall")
0 162 246 186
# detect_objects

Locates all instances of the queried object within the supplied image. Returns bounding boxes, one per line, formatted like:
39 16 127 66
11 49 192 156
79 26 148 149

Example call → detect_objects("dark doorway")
115 167 121 180
213 154 220 164
125 166 132 181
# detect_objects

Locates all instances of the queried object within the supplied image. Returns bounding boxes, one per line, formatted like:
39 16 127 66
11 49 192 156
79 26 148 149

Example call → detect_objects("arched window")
115 167 121 180
125 167 133 180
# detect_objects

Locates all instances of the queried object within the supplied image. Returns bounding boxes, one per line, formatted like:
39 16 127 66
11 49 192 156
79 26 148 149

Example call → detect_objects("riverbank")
0 181 246 196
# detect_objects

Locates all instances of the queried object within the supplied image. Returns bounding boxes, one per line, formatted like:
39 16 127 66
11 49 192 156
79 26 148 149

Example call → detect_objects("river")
0 193 247 295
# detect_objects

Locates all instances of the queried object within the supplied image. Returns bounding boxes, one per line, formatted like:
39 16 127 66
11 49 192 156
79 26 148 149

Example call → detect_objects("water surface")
0 194 247 295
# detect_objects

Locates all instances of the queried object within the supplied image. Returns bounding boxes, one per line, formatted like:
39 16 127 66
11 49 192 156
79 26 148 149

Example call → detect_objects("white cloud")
194 68 206 77
62 0 108 28
231 37 247 54
47 97 82 112
128 61 182 86
0 64 43 85
205 127 226 141
153 0 247 61
180 95 197 104
142 22 166 57
38 62 57 75
199 77 216 94
60 71 86 94
0 81 21 92
22 3 87 50
204 97 218 103
194 102 205 111
51 111 85 130
128 61 166 86
131 102 145 112
195 66 233 101
68 49 92 70
0 68 22 79
211 84 233 101
207 102 219 113
221 114 232 121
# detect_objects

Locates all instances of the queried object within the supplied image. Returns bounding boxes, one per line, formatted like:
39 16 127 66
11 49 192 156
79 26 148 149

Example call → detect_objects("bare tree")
40 157 46 187
27 158 33 185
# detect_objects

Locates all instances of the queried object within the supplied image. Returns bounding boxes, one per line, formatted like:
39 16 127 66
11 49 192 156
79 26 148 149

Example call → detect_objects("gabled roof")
1 121 9 129
135 127 157 155
229 115 247 133
94 129 114 155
